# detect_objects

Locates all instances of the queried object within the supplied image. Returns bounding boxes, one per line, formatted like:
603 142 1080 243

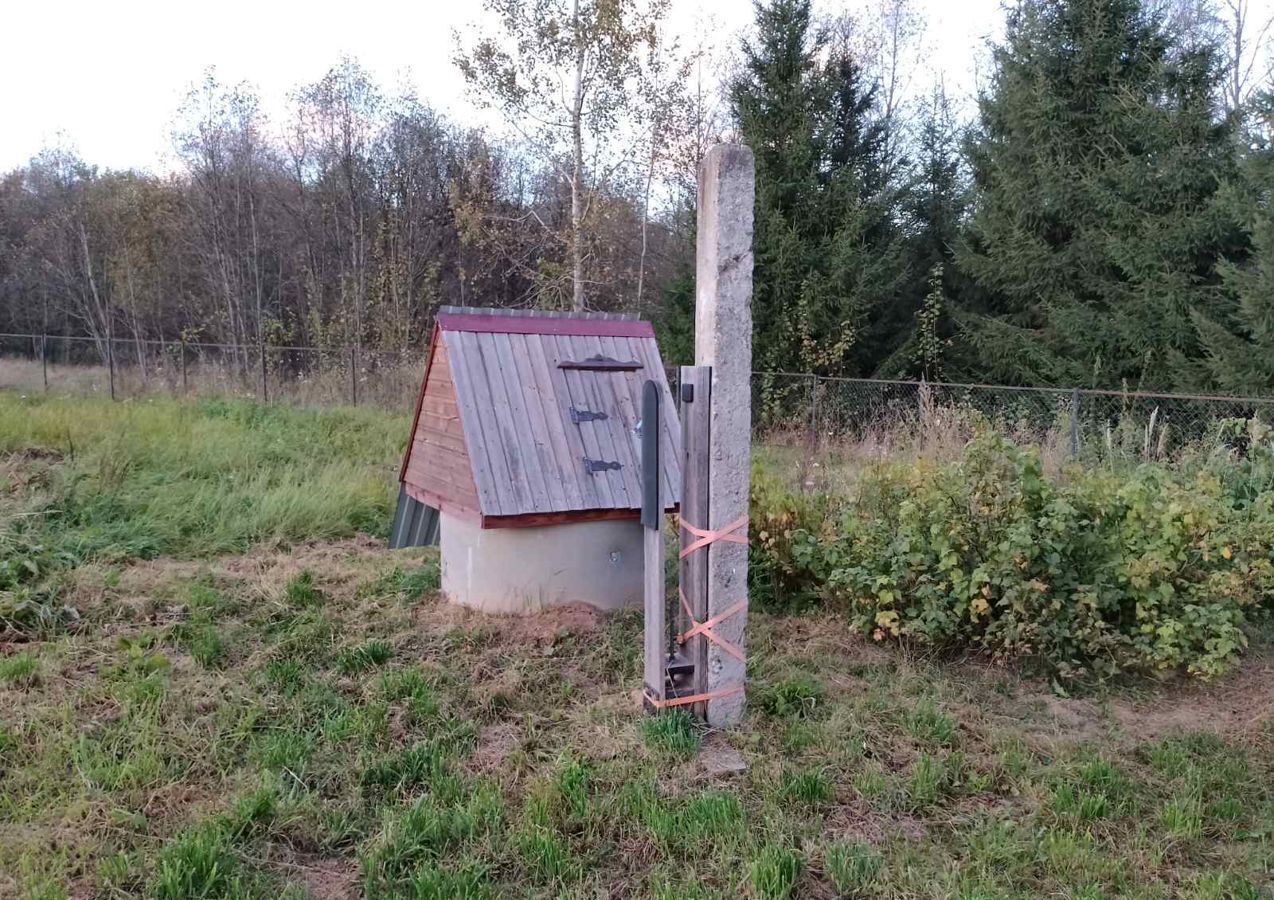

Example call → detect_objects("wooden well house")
399 306 681 613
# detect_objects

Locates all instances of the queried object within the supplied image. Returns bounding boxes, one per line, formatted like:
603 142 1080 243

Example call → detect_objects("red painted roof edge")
437 312 655 338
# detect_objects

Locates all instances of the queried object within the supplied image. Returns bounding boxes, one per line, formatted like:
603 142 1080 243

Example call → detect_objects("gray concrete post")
694 144 755 727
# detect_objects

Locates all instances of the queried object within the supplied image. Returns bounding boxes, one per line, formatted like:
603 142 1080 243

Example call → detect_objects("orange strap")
678 588 746 661
677 512 744 678
679 514 749 560
644 683 744 710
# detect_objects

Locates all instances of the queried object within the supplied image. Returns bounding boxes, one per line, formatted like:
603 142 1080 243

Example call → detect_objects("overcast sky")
2 0 1254 173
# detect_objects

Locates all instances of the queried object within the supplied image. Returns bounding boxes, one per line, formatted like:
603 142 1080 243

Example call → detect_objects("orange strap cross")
674 513 750 665
679 514 749 560
678 589 746 661
644 683 743 710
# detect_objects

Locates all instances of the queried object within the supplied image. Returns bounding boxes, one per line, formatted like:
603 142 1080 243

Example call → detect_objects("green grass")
0 651 40 686
0 393 405 564
338 639 394 675
2 392 1273 898
640 708 702 758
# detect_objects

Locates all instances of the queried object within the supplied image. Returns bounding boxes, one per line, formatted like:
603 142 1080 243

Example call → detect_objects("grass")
640 708 702 758
0 392 406 563
2 392 1273 897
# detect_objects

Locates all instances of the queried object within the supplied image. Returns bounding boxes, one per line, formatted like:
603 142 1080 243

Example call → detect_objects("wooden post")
350 346 358 406
106 329 116 401
641 380 666 710
679 366 711 720
693 144 754 728
180 339 188 394
41 293 49 392
260 340 269 403
809 374 820 446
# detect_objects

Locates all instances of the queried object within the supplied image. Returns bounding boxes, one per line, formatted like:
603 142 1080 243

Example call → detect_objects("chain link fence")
0 333 425 409
5 333 1273 462
749 371 1274 463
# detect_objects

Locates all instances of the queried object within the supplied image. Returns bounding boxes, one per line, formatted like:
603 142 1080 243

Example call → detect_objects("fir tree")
875 84 968 378
731 0 907 378
1191 92 1274 393
958 0 1242 388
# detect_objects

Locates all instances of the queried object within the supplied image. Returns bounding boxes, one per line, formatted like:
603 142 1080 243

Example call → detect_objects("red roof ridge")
436 309 655 338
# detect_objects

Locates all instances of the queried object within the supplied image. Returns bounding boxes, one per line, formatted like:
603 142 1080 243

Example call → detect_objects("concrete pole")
694 144 754 727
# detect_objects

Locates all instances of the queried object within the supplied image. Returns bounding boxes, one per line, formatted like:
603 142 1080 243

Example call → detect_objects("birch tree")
456 0 669 311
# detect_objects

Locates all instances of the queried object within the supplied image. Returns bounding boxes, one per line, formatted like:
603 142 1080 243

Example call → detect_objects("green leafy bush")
748 464 837 611
754 430 1274 679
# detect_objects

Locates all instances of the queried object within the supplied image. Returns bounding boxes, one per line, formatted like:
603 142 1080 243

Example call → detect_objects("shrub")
749 464 837 612
755 430 1274 680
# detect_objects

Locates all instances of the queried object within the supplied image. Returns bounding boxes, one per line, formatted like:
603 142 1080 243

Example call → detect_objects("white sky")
0 0 1127 172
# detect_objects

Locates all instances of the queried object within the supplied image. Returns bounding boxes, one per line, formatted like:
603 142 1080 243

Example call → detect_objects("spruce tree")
958 0 1241 388
875 84 968 378
731 0 906 378
1191 92 1274 393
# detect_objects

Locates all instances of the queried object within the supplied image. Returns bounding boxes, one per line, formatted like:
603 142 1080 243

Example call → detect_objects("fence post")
808 374 819 446
107 336 116 401
40 334 48 392
688 144 753 728
260 341 268 404
350 346 358 406
180 340 188 394
1070 388 1081 458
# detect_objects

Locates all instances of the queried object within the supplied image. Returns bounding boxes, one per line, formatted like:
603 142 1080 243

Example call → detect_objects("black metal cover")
641 379 661 529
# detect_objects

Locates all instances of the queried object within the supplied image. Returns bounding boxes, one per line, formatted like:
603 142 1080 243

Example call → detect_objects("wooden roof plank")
489 330 556 513
438 311 653 337
595 335 645 499
564 334 632 507
619 336 679 509
436 333 501 516
452 330 517 516
632 336 682 509
547 334 618 509
506 332 573 512
525 333 595 510
475 333 533 513
443 306 638 319
617 336 674 509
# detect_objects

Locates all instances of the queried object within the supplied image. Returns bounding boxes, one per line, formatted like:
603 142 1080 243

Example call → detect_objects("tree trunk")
636 124 658 314
570 0 586 313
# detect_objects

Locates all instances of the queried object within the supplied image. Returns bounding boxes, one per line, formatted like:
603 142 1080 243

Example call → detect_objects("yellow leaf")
1221 546 1232 560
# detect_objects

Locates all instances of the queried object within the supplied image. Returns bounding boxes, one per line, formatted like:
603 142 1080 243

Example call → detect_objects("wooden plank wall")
402 340 481 518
